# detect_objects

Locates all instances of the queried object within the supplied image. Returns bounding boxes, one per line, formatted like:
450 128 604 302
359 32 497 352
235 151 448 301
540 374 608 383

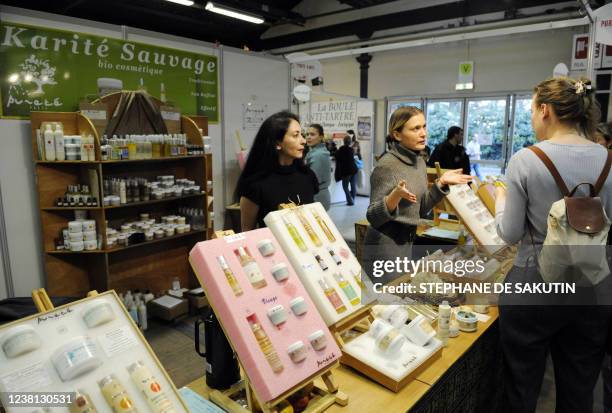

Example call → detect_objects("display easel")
190 229 348 413
31 287 100 312
431 163 462 229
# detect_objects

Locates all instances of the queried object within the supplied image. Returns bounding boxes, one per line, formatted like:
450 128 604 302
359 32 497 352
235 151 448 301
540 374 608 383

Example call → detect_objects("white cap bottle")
44 124 56 161
54 123 65 160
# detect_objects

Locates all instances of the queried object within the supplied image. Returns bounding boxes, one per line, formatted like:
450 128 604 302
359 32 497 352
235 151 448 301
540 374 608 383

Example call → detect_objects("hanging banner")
0 21 219 121
310 100 356 134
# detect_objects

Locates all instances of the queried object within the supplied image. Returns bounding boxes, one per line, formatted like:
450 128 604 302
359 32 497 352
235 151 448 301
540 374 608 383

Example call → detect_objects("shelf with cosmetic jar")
189 228 341 403
0 291 189 413
30 108 211 298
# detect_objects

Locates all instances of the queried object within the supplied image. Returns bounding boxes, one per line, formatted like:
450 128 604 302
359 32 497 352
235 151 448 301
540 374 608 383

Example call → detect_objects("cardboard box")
148 295 189 321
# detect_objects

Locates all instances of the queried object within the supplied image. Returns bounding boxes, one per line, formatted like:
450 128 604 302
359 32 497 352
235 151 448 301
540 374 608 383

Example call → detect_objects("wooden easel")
189 230 348 413
31 288 100 312
431 162 463 229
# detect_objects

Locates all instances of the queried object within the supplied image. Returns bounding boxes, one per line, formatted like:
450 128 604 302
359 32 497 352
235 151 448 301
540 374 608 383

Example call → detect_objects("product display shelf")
104 193 205 209
0 288 190 413
189 229 347 413
100 154 205 164
30 109 210 298
105 229 206 253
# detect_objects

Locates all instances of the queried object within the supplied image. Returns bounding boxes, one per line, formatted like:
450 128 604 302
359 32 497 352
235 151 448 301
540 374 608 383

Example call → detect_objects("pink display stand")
189 228 341 403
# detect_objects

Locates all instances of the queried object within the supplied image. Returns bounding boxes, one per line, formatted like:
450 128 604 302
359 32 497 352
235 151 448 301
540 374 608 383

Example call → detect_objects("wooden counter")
187 307 501 413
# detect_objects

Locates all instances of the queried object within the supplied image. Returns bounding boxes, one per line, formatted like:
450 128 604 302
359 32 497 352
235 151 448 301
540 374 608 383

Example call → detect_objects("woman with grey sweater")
364 106 471 283
495 77 612 413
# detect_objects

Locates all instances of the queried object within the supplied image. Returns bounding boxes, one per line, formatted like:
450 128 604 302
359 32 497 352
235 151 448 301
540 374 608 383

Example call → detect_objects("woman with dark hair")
306 124 332 210
334 136 358 205
235 111 319 230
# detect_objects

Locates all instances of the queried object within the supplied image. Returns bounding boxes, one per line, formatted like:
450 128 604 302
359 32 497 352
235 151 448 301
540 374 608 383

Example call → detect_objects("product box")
148 295 189 321
189 228 341 403
0 291 188 413
264 203 374 326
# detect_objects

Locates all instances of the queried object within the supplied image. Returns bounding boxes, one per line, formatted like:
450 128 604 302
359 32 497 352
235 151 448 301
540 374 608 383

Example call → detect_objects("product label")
223 233 246 243
98 326 138 357
0 362 53 392
80 109 107 120
244 262 264 283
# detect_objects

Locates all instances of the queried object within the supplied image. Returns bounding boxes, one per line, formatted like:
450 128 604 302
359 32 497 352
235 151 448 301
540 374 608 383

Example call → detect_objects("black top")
427 140 471 174
334 145 358 181
243 163 319 227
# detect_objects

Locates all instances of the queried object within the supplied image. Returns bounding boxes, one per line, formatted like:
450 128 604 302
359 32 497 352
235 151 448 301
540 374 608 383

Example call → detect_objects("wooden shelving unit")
185 115 214 239
31 98 210 298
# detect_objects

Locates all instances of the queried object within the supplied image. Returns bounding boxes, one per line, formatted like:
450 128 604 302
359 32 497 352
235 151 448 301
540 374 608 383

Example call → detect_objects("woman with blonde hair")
363 106 471 283
495 77 612 412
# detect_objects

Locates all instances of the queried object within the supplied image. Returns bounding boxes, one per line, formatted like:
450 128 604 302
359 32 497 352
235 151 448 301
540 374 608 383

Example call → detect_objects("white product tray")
342 334 443 382
0 291 187 413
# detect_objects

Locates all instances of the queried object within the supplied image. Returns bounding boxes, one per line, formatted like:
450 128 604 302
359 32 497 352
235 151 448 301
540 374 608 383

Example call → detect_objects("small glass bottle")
311 208 336 242
333 273 360 306
327 247 341 265
217 255 243 296
236 247 267 289
69 390 98 413
313 252 328 271
295 209 322 247
282 214 307 252
318 278 346 314
152 136 161 158
246 314 284 373
351 269 367 290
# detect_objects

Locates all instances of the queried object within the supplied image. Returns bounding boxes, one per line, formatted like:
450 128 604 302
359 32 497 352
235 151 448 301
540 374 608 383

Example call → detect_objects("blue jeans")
341 174 357 204
472 162 483 180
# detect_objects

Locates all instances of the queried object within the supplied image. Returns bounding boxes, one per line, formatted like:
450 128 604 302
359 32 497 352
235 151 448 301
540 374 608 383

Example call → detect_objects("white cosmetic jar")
83 231 97 241
51 336 102 381
287 341 307 363
270 263 290 282
267 305 288 326
68 221 83 233
1 325 41 358
308 330 327 351
256 239 276 257
82 220 96 232
82 299 115 328
289 296 307 316
401 315 436 346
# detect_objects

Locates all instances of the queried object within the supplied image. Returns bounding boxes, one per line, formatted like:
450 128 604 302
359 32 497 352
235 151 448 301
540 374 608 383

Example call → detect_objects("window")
425 100 463 150
511 96 536 155
466 98 507 162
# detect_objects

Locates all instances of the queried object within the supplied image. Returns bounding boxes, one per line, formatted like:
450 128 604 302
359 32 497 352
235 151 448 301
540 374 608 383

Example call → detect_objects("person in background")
495 76 612 413
427 126 471 174
465 134 483 179
334 136 358 205
596 123 612 149
235 111 318 230
306 124 332 210
348 129 362 160
364 106 471 283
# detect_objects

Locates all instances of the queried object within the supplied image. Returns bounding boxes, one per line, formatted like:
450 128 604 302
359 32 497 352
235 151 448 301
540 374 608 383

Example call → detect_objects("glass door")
509 95 536 156
465 97 509 178
425 99 464 152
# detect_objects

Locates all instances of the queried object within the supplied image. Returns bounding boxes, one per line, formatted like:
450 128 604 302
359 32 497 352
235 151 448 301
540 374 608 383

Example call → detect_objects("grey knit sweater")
367 142 448 241
496 140 612 267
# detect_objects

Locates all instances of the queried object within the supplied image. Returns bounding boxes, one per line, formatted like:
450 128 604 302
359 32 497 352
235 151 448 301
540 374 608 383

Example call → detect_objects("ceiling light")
164 0 194 6
205 2 264 24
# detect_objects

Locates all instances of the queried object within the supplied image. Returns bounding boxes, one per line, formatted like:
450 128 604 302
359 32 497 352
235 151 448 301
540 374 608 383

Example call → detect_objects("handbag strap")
528 146 569 196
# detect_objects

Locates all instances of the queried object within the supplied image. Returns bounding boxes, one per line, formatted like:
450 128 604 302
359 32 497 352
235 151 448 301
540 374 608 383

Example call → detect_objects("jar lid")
1 325 37 343
456 311 477 322
308 330 325 341
287 341 305 352
271 262 287 271
289 296 304 306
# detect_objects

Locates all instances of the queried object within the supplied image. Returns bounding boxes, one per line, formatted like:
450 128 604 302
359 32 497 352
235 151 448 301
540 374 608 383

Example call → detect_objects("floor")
145 196 608 412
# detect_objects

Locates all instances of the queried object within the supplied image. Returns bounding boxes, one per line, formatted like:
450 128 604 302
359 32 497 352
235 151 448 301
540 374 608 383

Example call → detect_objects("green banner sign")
0 21 219 121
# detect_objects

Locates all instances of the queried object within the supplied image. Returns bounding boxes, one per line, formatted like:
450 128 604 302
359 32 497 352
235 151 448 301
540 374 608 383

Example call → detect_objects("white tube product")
138 302 148 331
54 123 65 160
127 361 177 413
437 301 451 347
44 124 56 161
